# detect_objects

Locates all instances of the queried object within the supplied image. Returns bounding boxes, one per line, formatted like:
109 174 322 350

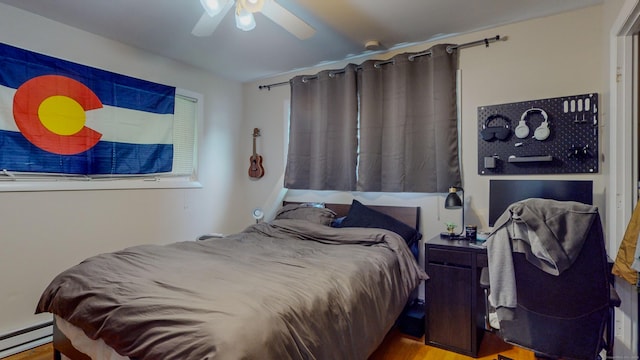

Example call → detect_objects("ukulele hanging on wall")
248 128 265 179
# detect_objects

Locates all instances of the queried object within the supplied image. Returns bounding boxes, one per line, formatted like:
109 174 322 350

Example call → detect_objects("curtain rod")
258 35 503 90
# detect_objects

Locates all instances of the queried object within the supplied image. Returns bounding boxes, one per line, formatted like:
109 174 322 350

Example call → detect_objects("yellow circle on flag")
38 95 86 135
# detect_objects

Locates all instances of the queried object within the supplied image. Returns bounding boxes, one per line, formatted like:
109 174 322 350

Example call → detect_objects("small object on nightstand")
476 231 490 242
468 242 486 249
465 225 477 240
440 232 468 240
441 223 469 240
443 222 457 236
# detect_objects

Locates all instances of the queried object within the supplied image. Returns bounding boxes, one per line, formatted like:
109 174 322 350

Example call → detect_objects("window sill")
0 177 202 192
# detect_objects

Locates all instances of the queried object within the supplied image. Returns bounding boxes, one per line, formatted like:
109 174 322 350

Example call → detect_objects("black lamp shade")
445 187 463 209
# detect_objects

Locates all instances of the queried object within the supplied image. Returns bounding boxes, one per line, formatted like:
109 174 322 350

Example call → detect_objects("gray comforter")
36 219 427 360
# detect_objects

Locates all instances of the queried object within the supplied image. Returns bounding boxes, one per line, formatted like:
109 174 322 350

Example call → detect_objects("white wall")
0 4 251 334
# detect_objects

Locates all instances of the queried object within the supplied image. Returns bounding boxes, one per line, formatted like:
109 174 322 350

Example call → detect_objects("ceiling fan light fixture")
239 0 264 13
235 4 256 31
200 0 228 17
365 40 382 51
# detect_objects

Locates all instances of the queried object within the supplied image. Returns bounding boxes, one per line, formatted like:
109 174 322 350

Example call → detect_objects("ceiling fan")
192 0 315 39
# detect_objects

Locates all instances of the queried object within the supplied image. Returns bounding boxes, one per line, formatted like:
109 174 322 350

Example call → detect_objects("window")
285 45 461 193
0 89 202 191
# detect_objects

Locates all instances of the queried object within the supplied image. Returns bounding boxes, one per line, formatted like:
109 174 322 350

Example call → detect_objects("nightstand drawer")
428 248 472 267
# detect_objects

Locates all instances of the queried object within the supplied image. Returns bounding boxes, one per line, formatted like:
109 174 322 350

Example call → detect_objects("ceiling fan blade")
191 1 234 37
261 0 315 40
191 12 223 36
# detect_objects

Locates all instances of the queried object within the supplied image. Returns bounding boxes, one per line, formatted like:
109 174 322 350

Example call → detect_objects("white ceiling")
0 0 602 83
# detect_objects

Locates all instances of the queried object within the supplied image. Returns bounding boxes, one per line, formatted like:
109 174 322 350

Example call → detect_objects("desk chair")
483 211 620 360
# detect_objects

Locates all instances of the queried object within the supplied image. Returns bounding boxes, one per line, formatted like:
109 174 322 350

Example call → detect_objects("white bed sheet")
55 315 130 360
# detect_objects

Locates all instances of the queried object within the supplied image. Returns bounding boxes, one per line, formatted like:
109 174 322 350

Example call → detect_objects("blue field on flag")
0 42 175 175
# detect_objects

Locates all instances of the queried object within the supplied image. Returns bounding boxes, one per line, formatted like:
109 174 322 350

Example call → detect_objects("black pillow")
339 200 421 246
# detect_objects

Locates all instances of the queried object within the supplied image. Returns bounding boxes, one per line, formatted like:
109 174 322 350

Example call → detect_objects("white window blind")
172 94 197 176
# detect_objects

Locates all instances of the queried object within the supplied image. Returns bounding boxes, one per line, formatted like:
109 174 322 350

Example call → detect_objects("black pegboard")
477 93 598 175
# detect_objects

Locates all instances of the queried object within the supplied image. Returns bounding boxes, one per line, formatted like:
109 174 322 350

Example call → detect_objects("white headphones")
515 108 550 141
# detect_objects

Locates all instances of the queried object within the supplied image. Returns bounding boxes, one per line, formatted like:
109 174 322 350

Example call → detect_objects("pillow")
275 204 336 226
338 200 421 246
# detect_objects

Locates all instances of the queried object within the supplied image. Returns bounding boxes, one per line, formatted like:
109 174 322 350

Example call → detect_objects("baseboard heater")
0 320 53 358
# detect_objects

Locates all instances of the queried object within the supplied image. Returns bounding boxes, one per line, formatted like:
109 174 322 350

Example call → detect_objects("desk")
424 236 488 357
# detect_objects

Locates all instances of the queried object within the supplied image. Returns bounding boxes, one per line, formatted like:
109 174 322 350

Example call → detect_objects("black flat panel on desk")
425 237 488 357
488 179 593 227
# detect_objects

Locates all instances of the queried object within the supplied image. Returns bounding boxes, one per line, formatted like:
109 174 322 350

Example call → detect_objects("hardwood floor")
3 343 52 360
5 329 533 360
370 328 535 360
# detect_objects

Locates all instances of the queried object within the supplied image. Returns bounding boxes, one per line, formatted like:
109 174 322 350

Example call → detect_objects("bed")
37 200 427 360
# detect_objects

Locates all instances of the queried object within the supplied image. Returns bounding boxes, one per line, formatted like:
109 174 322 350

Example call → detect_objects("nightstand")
424 236 488 357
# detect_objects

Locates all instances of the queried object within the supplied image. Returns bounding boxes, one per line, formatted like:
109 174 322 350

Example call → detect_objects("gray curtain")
285 44 460 193
357 44 460 192
284 64 358 190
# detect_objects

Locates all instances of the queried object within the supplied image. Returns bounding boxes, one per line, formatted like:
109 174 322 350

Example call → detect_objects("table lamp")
442 186 466 239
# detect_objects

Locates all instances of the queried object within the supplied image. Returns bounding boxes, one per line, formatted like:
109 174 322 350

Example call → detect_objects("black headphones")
480 114 511 141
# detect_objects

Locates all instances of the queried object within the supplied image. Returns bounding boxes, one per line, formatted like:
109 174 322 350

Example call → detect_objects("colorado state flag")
0 42 175 175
